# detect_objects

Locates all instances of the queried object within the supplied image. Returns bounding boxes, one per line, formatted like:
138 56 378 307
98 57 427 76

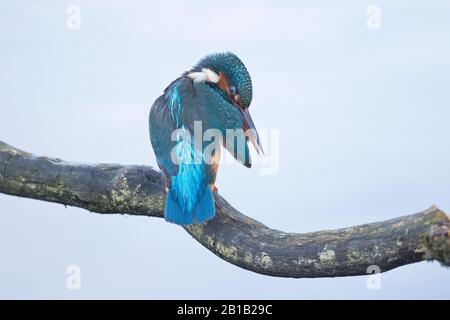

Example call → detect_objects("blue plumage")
149 52 260 225
165 126 215 224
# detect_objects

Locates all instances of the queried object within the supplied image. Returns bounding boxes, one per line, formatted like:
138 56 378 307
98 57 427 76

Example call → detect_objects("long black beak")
239 107 264 155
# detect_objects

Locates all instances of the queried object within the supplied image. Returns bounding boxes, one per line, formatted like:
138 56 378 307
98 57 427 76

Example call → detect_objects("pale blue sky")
0 1 449 299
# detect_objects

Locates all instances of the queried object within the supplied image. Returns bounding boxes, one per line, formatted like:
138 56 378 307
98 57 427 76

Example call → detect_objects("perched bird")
149 52 262 225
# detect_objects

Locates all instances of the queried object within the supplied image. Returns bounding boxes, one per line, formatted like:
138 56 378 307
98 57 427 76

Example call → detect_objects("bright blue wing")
181 80 252 168
150 77 251 175
149 95 178 177
149 77 252 224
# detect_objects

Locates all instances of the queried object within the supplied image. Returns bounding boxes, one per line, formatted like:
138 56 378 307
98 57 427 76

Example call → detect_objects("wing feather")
182 80 252 168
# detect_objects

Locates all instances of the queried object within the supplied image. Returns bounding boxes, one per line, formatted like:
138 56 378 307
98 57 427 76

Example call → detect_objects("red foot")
210 184 218 193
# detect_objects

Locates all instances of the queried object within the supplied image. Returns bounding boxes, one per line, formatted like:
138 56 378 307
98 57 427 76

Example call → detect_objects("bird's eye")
229 86 237 96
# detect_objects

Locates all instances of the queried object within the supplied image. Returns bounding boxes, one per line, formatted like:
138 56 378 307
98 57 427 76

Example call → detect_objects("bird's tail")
165 185 215 225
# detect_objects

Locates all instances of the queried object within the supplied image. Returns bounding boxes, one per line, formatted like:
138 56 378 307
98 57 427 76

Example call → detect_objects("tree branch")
0 141 449 278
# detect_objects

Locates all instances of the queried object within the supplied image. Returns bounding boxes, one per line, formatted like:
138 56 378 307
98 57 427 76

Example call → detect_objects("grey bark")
0 141 449 278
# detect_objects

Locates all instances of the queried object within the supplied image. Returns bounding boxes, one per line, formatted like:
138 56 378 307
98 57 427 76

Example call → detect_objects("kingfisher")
149 52 263 225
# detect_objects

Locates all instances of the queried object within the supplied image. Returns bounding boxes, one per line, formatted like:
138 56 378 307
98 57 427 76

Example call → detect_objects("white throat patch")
187 68 220 84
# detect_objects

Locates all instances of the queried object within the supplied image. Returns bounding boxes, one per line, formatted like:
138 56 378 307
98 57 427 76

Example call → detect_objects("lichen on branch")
0 140 449 278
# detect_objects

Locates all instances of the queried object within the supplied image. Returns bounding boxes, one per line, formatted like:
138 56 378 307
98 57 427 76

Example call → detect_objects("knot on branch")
422 217 450 267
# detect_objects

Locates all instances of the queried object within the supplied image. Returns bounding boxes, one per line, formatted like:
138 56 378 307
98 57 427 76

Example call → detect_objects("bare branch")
0 141 449 278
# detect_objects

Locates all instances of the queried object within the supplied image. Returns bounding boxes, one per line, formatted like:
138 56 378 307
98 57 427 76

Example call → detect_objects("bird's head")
186 52 263 154
188 52 253 110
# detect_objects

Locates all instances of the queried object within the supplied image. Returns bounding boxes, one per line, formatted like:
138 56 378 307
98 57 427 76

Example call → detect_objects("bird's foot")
210 184 218 193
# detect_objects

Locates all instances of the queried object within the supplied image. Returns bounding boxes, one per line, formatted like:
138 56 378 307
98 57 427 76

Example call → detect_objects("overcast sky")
0 1 449 299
